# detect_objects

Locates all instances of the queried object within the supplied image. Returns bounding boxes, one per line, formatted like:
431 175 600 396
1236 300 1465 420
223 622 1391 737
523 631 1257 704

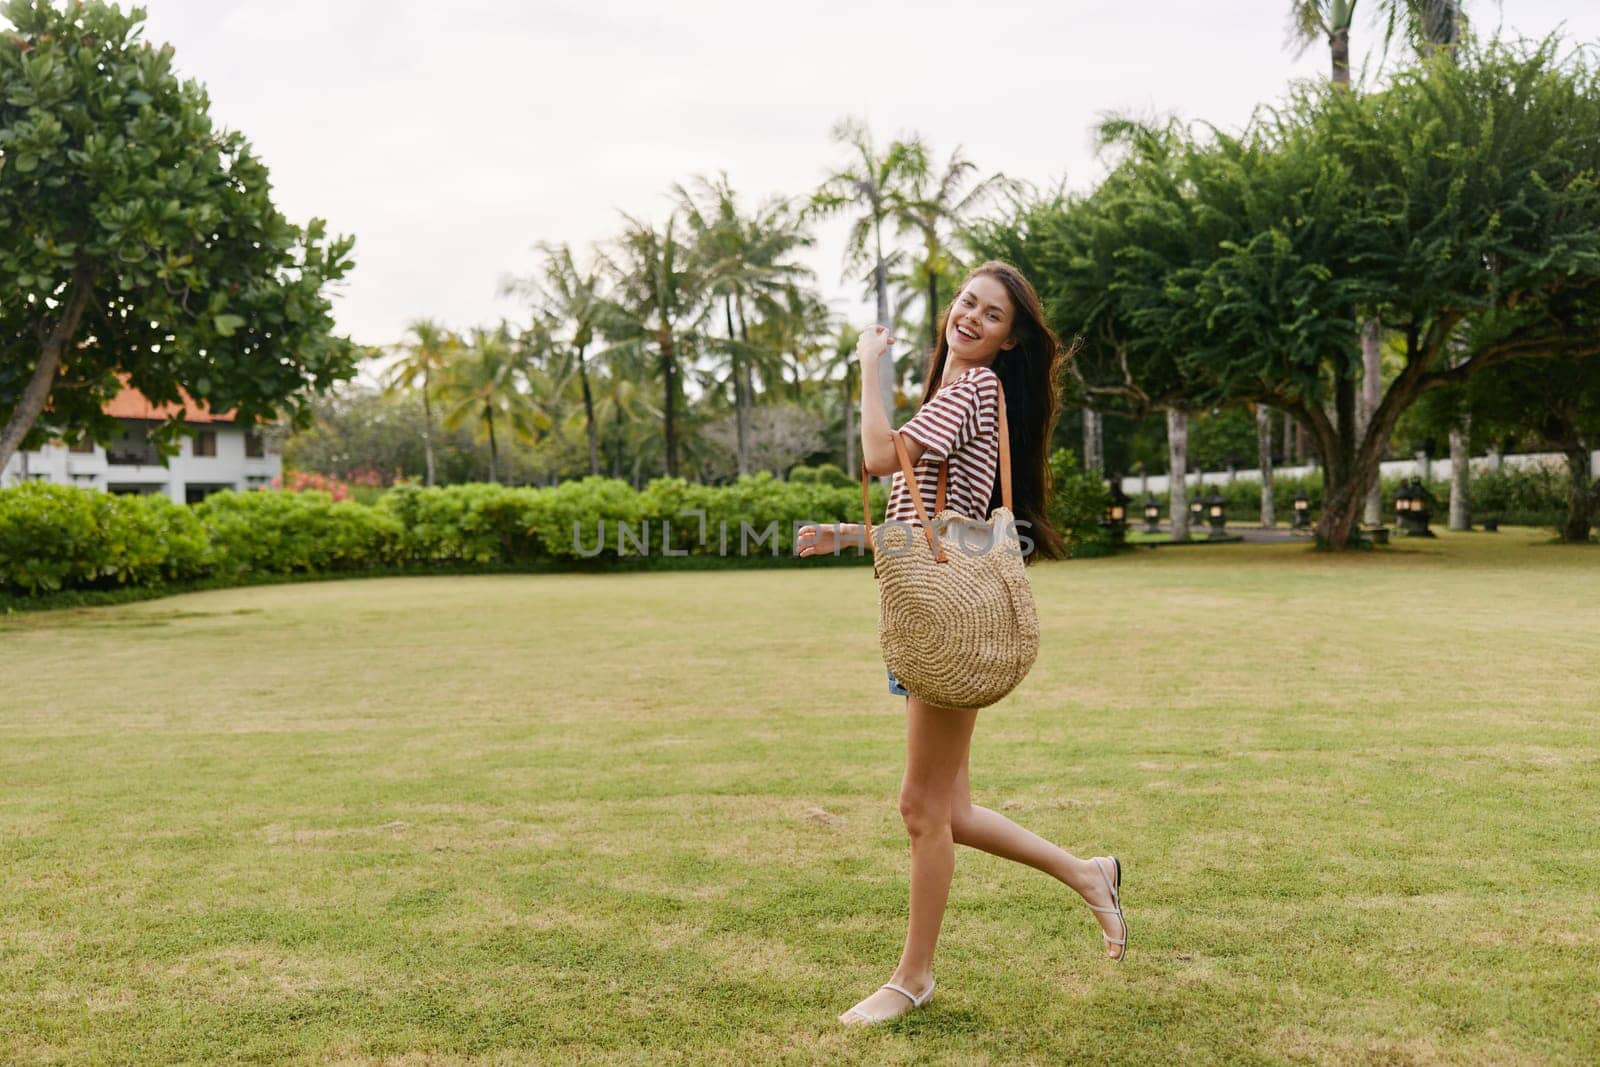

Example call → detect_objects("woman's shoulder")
949 364 1000 392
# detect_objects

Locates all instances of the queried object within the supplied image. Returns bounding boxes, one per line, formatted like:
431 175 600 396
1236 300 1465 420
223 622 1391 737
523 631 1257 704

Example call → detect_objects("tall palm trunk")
726 297 748 476
926 265 940 356
421 369 437 487
1257 404 1276 527
483 406 500 484
576 344 600 477
659 324 678 478
873 219 894 423
1167 410 1190 541
843 363 858 478
734 295 756 475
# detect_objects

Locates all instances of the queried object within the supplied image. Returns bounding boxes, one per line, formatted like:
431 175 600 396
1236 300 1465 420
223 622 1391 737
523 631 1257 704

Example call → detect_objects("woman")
797 261 1127 1026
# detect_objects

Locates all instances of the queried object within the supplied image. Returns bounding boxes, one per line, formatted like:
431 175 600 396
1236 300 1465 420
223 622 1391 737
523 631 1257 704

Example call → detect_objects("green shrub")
380 483 543 564
196 490 402 577
790 462 855 489
1469 463 1568 527
1048 449 1114 557
0 483 210 593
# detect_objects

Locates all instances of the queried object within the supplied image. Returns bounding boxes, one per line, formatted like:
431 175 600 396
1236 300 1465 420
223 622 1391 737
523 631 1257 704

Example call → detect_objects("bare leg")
949 752 1125 958
838 693 976 1024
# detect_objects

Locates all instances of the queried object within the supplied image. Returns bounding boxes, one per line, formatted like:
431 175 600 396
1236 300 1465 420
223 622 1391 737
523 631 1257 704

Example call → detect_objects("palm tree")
437 324 529 484
808 116 925 419
596 212 705 478
674 174 816 475
503 242 608 476
893 139 1020 358
384 318 459 486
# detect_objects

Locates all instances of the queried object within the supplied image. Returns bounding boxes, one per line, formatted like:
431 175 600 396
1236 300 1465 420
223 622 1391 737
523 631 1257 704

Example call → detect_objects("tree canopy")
0 0 357 471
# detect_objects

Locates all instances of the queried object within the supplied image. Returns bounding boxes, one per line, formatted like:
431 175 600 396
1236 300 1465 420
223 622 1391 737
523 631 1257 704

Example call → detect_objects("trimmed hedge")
1143 464 1571 527
0 483 209 594
0 457 1162 598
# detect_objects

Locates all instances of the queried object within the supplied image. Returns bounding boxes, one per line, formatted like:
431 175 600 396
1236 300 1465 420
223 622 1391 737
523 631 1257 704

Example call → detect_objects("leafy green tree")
673 174 814 475
384 319 459 486
437 325 531 485
1417 352 1600 542
990 39 1600 548
596 213 705 478
893 139 1017 357
808 117 923 417
0 0 356 472
284 385 482 487
502 242 608 477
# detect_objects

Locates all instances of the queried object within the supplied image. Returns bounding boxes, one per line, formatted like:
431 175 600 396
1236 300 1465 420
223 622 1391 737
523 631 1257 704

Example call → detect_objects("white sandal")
839 979 935 1025
1087 856 1128 962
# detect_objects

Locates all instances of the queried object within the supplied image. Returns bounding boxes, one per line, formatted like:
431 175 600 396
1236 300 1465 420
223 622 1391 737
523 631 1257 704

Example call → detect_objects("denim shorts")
886 666 910 697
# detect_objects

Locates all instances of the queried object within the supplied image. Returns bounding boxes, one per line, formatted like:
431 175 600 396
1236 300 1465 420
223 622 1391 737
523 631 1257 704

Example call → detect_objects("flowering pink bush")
272 470 354 501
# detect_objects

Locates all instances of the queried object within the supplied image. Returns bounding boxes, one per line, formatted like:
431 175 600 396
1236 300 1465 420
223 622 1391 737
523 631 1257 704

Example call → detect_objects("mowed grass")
1 530 1597 1065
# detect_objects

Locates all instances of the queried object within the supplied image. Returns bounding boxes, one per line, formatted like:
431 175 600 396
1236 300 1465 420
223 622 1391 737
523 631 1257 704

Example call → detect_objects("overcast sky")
47 1 1600 350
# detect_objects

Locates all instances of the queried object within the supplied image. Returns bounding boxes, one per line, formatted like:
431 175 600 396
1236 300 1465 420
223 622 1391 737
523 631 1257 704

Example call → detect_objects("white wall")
1120 449 1600 496
1 421 282 503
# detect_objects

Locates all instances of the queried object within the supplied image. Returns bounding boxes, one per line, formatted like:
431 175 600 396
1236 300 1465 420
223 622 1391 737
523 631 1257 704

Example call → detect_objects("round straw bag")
861 387 1039 709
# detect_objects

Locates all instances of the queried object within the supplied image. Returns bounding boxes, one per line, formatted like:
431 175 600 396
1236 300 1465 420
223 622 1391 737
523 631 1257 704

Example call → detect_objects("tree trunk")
1330 27 1351 86
1082 408 1103 472
484 408 500 484
1561 445 1598 543
1167 410 1189 541
660 326 678 478
927 266 940 357
576 344 599 478
1449 419 1471 530
734 296 757 474
727 298 748 477
874 222 895 424
1361 319 1382 524
843 363 857 479
418 368 438 487
0 274 93 475
1257 404 1276 528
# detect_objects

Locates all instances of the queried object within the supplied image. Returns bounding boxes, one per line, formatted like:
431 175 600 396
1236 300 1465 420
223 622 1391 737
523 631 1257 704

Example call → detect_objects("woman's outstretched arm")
858 327 926 476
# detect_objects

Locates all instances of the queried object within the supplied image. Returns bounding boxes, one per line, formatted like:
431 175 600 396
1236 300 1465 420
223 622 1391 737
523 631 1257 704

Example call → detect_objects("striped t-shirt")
885 365 1002 527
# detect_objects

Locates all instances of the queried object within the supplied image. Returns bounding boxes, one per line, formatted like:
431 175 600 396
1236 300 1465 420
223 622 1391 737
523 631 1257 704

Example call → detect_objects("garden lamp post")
1409 476 1436 537
1292 489 1311 531
1395 481 1415 534
1205 488 1228 539
1100 480 1128 547
1142 494 1161 534
1189 492 1204 529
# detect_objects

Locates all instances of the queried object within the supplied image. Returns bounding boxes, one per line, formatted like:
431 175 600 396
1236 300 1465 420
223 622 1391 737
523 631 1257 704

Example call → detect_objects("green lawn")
2 530 1597 1064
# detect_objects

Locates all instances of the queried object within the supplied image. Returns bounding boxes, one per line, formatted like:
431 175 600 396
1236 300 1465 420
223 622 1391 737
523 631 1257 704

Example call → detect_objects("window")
194 430 217 458
244 431 265 459
69 438 96 455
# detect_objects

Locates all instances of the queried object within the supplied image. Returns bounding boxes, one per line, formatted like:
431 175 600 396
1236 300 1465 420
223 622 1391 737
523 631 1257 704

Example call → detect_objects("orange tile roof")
102 376 236 424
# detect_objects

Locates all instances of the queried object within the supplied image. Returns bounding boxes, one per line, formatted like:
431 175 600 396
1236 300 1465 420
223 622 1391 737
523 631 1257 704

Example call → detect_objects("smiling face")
945 273 1018 362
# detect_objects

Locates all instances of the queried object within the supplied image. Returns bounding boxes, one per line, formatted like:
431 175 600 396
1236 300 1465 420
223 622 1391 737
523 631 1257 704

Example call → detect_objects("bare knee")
898 789 952 841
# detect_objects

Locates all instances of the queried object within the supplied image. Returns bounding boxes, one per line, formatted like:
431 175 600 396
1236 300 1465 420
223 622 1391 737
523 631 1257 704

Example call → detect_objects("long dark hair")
920 260 1071 563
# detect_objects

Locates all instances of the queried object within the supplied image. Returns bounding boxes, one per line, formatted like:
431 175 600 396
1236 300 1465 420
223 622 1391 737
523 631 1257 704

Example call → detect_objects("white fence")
1119 449 1600 496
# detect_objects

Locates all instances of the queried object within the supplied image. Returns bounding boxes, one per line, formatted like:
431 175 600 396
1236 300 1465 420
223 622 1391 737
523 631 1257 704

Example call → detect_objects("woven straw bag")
860 386 1039 709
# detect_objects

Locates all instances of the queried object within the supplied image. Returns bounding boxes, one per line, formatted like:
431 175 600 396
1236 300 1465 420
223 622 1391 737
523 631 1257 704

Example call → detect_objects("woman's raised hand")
796 523 837 558
855 324 895 364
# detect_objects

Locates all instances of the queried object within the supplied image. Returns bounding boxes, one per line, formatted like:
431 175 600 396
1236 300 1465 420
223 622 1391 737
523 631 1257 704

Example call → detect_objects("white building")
0 381 281 504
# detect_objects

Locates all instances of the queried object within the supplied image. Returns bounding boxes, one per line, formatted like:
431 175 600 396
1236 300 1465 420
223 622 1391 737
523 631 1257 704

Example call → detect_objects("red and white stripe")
885 366 1002 527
